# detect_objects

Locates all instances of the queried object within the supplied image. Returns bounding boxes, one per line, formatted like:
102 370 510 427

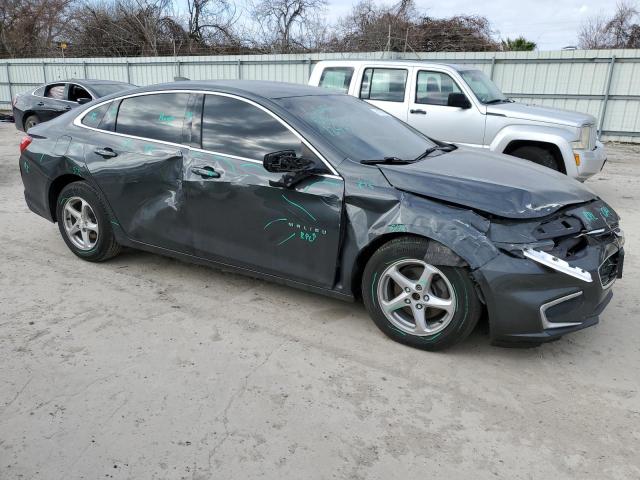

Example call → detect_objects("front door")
407 70 486 146
39 83 72 121
183 93 344 289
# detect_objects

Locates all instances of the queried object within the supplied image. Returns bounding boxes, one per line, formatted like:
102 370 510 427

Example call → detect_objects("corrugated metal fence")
2 49 640 142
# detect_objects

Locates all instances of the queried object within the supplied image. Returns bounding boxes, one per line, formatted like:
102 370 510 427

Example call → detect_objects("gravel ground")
1 123 639 479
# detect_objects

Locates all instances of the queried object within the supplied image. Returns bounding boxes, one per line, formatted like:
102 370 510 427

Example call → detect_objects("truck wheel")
509 145 560 171
362 236 482 351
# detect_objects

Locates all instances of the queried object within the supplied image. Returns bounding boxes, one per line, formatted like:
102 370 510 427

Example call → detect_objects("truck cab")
309 60 607 181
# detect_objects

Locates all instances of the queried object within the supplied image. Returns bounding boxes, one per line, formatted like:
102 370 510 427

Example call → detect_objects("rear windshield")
90 83 135 97
275 95 435 161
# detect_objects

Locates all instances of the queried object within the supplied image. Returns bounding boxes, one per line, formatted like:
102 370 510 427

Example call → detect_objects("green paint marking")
263 218 288 230
371 272 378 308
110 220 120 226
240 163 262 170
158 113 176 124
600 206 612 218
277 233 296 245
143 144 154 154
356 179 374 189
388 224 407 233
23 160 30 173
39 153 45 163
582 211 598 223
300 231 317 243
282 194 316 222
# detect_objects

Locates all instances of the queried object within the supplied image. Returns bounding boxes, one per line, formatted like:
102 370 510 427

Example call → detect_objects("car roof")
64 79 133 86
313 59 467 70
136 80 340 99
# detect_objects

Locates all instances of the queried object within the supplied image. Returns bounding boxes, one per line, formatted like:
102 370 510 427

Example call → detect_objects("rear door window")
44 84 66 100
201 94 305 160
359 68 407 102
318 67 354 93
82 100 119 131
115 93 189 144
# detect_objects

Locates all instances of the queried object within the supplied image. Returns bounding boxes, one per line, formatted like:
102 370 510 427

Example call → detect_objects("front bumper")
474 235 623 346
574 140 607 181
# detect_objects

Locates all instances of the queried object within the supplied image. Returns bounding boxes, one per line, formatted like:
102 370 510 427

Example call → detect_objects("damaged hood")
378 148 597 219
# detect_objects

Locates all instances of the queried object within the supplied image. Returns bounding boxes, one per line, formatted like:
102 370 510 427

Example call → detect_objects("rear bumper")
12 107 24 132
574 141 607 181
474 237 623 347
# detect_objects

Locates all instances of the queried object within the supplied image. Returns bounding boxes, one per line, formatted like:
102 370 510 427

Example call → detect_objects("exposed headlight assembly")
522 247 593 283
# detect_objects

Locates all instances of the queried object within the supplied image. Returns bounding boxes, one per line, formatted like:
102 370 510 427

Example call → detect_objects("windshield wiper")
413 144 457 161
485 98 510 104
361 156 411 165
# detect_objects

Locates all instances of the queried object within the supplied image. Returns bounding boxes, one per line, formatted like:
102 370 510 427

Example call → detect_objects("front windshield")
275 95 435 161
459 69 507 104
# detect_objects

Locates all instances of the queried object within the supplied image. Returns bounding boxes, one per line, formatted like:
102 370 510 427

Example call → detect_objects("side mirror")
263 150 315 173
264 150 322 188
447 92 471 109
77 97 91 104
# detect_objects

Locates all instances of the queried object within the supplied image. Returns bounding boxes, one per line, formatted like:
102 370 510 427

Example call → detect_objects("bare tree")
0 0 74 58
250 0 328 53
579 1 640 48
186 0 238 49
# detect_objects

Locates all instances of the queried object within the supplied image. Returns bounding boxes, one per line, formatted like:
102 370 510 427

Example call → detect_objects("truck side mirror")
447 92 471 109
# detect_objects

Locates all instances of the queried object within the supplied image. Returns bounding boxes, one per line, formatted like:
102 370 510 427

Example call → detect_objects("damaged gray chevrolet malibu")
18 81 625 350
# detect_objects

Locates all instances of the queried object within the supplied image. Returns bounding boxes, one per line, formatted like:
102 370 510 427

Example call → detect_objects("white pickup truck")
308 60 607 181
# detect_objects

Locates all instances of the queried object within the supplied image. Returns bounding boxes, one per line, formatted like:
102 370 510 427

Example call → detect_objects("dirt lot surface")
1 123 639 479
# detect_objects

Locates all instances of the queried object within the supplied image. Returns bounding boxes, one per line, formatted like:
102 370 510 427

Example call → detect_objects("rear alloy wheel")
56 181 121 262
362 237 482 351
24 114 40 131
510 145 561 172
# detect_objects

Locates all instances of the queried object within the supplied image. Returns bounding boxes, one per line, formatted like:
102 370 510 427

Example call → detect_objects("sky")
323 0 620 50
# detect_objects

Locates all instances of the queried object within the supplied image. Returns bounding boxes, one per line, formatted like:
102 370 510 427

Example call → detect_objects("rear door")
38 83 72 121
357 66 409 122
183 93 345 288
81 92 193 254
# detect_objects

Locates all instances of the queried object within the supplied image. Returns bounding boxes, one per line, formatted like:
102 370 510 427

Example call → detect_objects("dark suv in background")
12 79 135 132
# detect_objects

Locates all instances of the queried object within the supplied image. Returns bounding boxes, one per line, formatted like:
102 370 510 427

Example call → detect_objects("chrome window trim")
540 291 583 329
73 89 341 177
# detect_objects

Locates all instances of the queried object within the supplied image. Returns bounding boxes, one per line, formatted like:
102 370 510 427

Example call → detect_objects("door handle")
63 106 72 111
410 109 427 115
191 166 221 179
94 147 117 158
36 102 45 106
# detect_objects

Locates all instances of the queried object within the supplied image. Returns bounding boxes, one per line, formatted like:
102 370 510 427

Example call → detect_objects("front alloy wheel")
362 236 482 351
378 259 456 336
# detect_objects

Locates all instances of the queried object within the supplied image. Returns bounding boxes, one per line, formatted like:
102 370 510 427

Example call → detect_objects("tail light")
20 136 32 153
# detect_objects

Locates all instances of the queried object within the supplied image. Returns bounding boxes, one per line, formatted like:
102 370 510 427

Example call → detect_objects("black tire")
24 114 40 131
362 236 482 351
55 181 121 262
509 145 561 171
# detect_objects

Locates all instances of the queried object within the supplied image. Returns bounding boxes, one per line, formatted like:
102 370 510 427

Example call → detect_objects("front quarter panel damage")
336 162 499 295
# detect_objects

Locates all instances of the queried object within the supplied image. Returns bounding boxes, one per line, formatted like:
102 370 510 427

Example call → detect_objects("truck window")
318 67 354 93
415 71 462 106
359 68 407 103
